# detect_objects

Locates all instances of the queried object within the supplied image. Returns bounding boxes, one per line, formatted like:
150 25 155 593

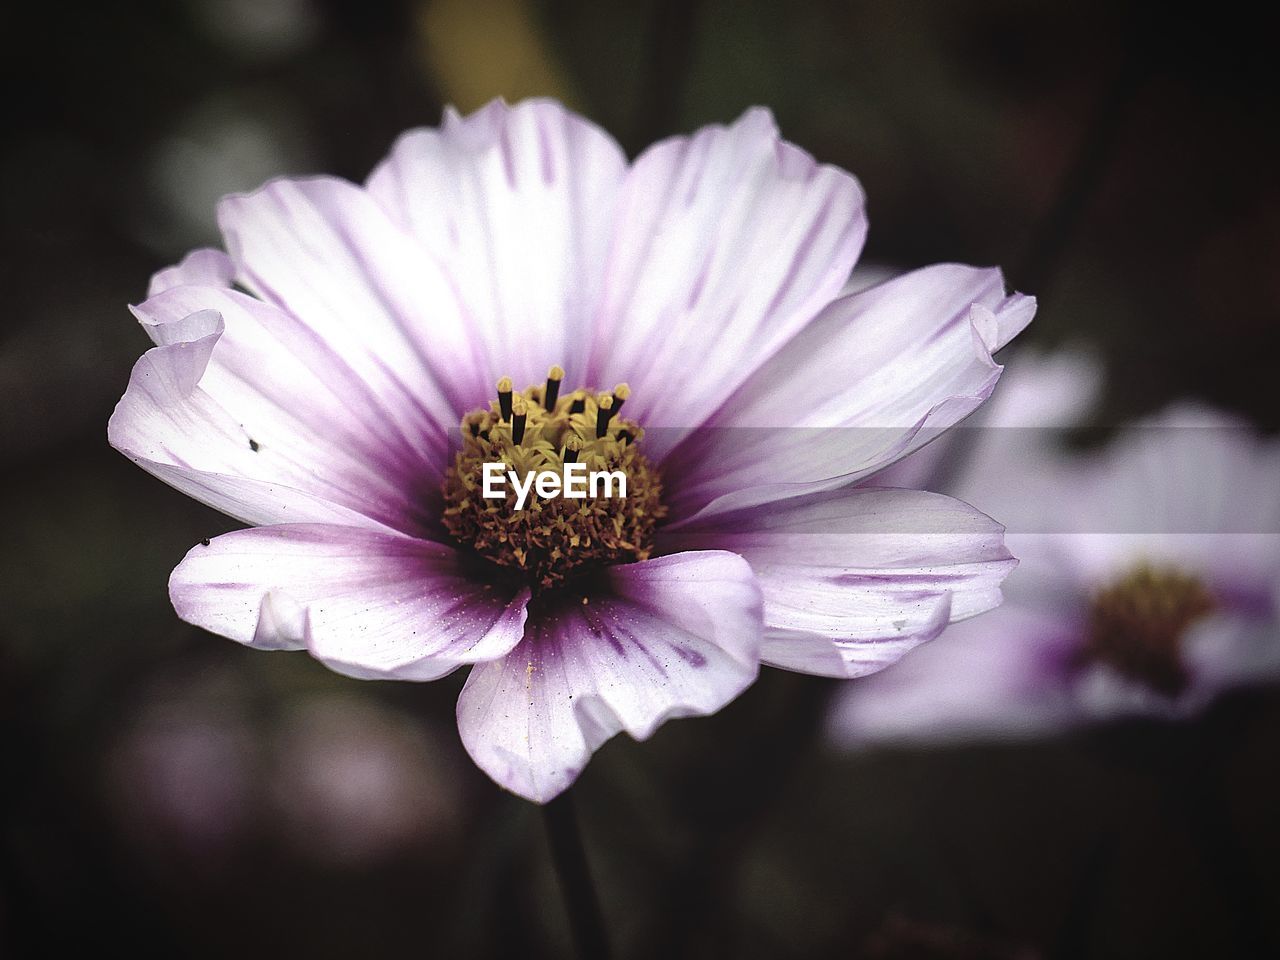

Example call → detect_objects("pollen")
442 367 667 590
1081 562 1216 697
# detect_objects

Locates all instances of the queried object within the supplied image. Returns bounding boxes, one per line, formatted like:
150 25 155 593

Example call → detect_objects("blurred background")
2 1 1278 956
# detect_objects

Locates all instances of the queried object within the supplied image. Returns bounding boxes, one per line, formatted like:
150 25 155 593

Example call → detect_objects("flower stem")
543 791 610 959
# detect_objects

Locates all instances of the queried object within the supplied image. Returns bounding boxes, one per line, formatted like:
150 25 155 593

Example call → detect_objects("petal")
111 290 443 535
964 347 1101 431
1182 613 1280 702
147 248 235 297
366 98 629 390
663 264 1035 524
218 174 489 426
875 346 1103 491
110 314 375 529
169 524 530 680
590 108 867 448
455 551 762 802
1050 406 1280 600
828 605 1080 746
661 488 1017 678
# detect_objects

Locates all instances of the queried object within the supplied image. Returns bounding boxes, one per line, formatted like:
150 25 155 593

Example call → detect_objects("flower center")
442 367 666 590
1081 562 1216 696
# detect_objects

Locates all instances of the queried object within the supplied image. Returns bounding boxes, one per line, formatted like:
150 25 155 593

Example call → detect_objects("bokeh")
3 1 1278 956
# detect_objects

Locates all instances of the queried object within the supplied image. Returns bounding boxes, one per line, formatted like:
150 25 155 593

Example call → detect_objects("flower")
831 355 1280 745
269 696 464 864
110 98 1033 801
104 668 259 862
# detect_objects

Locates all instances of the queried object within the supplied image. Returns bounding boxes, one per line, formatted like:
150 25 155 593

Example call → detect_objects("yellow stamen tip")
613 383 631 401
496 376 513 393
597 393 614 410
511 395 528 415
564 434 583 451
548 365 565 381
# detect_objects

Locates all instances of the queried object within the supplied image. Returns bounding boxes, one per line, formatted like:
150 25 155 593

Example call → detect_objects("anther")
562 434 582 463
612 382 631 412
496 376 514 421
595 394 614 438
545 365 565 410
1084 563 1215 697
511 395 528 444
569 390 586 415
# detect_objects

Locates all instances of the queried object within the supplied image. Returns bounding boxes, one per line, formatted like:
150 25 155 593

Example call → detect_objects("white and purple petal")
1047 406 1280 603
111 291 443 536
590 107 868 450
876 346 1102 492
662 263 1035 523
147 247 236 297
829 604 1081 746
662 488 1017 678
170 524 530 679
219 174 488 426
1180 609 1280 705
367 98 629 391
456 551 762 802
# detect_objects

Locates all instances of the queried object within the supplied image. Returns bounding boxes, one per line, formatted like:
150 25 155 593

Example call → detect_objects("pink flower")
269 696 464 864
110 99 1033 801
832 353 1280 745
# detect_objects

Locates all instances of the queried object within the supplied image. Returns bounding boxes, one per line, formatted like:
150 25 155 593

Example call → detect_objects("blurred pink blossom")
833 354 1280 745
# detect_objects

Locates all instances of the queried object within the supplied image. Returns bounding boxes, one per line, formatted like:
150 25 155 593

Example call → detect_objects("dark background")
2 1 1278 957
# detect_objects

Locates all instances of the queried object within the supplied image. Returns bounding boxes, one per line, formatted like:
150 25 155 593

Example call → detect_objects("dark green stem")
543 790 610 960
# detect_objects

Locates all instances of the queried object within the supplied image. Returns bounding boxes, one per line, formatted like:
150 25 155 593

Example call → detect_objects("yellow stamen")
1083 563 1215 697
595 393 614 438
496 375 514 421
563 433 582 463
545 364 566 409
511 394 528 444
612 382 631 412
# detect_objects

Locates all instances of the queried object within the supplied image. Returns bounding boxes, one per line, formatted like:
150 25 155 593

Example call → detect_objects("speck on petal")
114 285 447 535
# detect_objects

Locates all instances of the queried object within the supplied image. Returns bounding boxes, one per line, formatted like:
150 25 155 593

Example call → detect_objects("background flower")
832 357 1280 745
